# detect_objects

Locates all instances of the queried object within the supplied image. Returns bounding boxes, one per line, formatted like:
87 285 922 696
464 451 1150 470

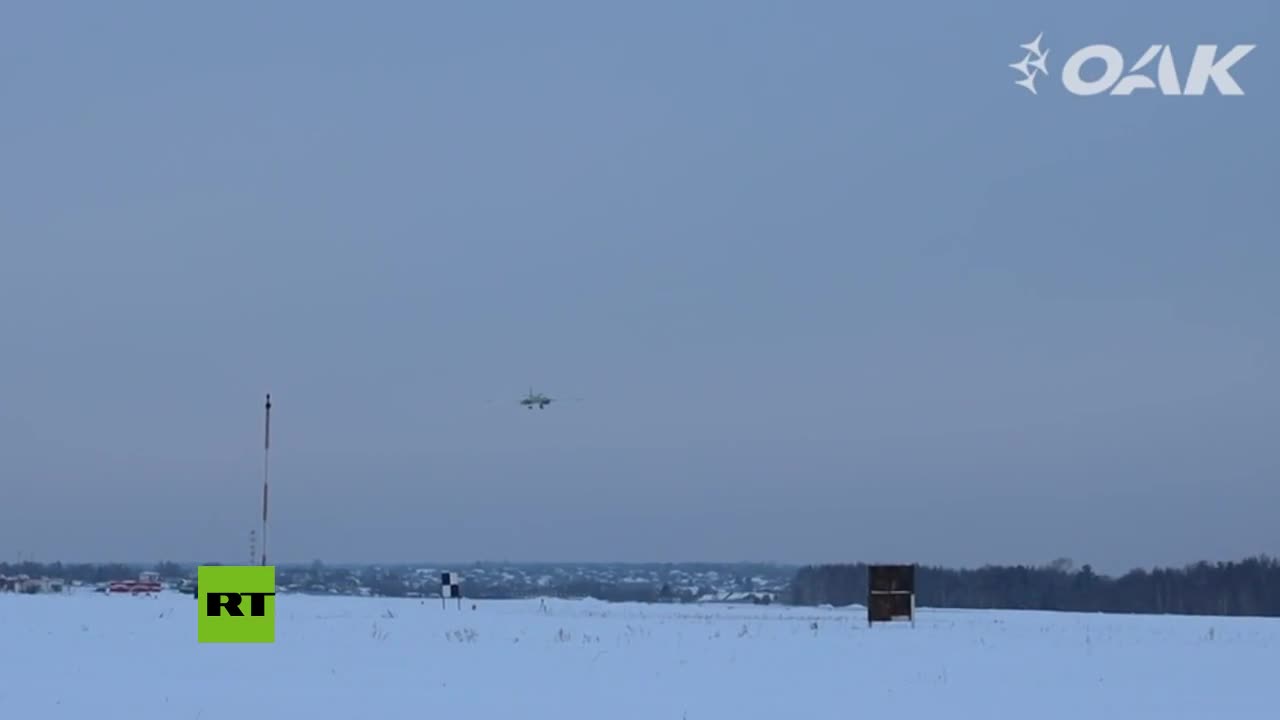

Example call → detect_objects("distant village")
10 557 1279 617
0 562 794 605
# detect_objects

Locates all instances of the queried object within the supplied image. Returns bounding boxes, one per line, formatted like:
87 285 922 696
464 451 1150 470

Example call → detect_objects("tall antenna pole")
262 393 271 567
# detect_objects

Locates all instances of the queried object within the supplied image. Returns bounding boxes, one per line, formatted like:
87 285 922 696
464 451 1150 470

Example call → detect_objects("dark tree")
790 556 1280 618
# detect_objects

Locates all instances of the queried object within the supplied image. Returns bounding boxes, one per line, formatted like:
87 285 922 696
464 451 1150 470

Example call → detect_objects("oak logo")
1014 33 1257 96
197 566 276 643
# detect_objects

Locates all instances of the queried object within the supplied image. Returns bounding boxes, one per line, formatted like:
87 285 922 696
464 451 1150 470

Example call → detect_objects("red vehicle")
107 572 163 595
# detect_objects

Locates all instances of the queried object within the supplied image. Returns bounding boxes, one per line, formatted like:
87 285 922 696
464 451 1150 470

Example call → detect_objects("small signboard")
441 572 462 609
868 564 915 627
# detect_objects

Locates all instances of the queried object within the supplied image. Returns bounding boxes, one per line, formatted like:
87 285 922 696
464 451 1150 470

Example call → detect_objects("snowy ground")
2 592 1276 719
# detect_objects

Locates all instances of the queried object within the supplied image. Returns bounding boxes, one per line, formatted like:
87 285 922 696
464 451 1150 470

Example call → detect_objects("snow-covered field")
2 592 1276 719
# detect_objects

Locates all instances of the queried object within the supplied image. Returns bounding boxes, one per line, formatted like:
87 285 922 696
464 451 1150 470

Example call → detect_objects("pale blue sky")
1 1 1276 574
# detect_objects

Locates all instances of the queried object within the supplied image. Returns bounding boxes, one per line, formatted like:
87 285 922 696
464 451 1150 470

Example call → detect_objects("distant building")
696 591 776 605
0 575 66 594
107 571 163 595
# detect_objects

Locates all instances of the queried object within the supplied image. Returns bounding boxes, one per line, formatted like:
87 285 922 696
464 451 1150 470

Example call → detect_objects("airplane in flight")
519 388 555 409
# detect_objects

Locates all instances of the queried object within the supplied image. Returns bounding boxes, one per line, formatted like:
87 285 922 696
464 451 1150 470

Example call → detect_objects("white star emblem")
1020 32 1045 58
1012 33 1049 94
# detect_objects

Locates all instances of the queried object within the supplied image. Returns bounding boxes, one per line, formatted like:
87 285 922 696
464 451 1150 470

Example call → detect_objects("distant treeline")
0 560 785 604
790 556 1280 617
12 557 1280 617
0 562 184 583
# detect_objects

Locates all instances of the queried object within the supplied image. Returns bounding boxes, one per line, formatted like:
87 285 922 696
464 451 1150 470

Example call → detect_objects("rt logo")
1011 32 1256 96
197 566 276 643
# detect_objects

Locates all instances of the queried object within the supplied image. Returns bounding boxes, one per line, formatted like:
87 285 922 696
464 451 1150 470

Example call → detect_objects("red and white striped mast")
261 393 271 567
